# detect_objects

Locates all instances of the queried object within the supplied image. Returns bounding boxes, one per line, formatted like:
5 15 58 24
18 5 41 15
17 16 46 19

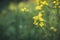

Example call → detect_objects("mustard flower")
41 1 48 5
39 17 44 21
53 1 57 4
39 22 44 27
35 5 42 10
33 16 38 20
50 27 57 32
38 12 43 17
33 22 38 25
21 7 29 12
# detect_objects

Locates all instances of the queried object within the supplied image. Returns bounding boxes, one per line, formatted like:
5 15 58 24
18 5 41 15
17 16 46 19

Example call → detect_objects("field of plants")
0 0 60 40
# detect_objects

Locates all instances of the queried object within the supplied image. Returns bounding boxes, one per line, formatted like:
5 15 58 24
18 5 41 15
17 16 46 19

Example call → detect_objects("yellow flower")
21 7 26 12
35 23 38 25
53 1 56 4
33 16 38 20
33 22 38 25
35 5 42 10
50 27 57 32
33 20 36 24
21 7 29 12
41 1 48 5
39 22 44 27
40 4 43 7
8 3 16 11
39 17 44 21
33 20 38 25
53 1 59 5
38 12 43 17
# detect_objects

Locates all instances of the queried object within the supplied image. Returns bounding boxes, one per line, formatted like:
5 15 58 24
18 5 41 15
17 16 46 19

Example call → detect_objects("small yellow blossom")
39 17 44 21
53 1 56 4
33 12 45 26
41 1 48 5
33 20 38 25
33 22 38 25
33 16 38 20
21 7 29 12
40 4 43 7
35 5 42 10
50 27 57 32
39 22 44 27
35 23 38 25
33 20 36 24
38 12 43 17
21 7 26 12
53 1 59 5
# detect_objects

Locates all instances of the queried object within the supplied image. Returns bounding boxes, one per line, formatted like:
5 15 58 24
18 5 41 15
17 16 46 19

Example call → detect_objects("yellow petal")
39 22 44 27
35 6 42 10
39 17 44 21
33 16 38 20
38 12 43 17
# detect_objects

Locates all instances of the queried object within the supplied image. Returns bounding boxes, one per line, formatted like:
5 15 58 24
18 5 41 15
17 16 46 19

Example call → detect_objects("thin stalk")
15 1 20 40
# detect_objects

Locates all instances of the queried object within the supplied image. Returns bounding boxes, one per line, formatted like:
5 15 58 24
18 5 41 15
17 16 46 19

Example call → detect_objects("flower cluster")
35 1 48 11
33 0 58 32
33 12 45 27
6 0 59 33
20 7 29 12
35 5 43 10
52 0 60 8
40 1 48 6
33 1 48 27
50 27 57 32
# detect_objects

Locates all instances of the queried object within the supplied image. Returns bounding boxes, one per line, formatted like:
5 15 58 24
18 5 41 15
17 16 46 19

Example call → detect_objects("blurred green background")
0 0 60 40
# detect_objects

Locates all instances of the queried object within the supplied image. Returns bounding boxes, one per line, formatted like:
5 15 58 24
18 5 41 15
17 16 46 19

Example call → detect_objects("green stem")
15 1 20 40
15 14 20 40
